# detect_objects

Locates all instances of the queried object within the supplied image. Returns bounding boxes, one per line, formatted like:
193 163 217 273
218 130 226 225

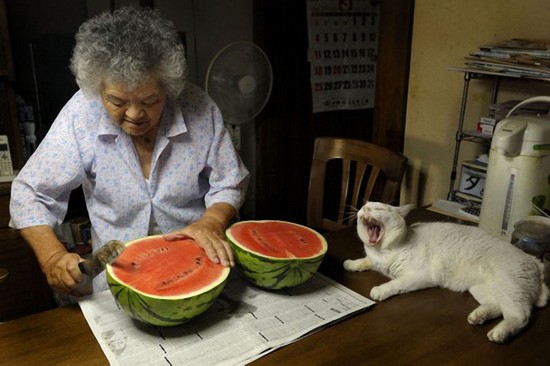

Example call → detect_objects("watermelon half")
106 235 230 326
226 220 327 290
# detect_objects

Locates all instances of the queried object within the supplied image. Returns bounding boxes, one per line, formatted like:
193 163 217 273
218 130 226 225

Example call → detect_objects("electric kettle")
479 96 550 240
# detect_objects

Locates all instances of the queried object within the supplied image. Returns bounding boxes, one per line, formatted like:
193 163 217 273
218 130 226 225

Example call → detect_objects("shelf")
461 160 487 172
448 66 550 82
446 66 550 204
427 199 479 224
454 191 482 203
0 0 23 170
459 129 492 142
0 0 14 81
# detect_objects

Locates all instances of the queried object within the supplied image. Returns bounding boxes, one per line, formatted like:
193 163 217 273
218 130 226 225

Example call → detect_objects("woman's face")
100 78 167 139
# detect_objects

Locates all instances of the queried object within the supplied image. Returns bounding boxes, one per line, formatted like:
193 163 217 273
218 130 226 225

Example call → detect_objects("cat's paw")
487 327 509 344
370 285 390 301
486 318 527 343
343 258 371 272
468 311 486 325
467 304 502 325
343 259 358 271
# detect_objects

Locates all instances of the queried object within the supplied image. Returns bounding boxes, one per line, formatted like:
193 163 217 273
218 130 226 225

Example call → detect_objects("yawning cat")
343 202 549 343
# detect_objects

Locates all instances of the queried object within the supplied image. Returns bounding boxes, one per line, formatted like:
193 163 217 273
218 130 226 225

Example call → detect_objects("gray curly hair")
70 6 187 100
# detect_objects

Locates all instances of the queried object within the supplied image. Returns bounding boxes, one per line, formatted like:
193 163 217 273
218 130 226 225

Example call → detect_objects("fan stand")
227 74 259 150
226 124 241 151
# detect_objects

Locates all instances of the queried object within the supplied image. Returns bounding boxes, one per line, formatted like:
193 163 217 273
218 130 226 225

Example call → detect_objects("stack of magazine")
463 38 550 79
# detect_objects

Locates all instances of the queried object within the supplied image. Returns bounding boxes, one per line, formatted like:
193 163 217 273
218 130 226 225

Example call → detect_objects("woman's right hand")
41 251 84 294
19 225 85 295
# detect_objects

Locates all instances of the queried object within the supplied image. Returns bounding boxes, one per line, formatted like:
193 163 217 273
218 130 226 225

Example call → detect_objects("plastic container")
511 216 550 258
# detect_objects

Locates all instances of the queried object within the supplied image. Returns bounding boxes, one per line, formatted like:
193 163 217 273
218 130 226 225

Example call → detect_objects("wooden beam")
372 0 414 152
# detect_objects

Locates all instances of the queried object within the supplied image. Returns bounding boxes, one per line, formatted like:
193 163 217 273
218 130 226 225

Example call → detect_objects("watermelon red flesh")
106 236 229 326
111 237 223 297
228 221 324 259
226 220 327 290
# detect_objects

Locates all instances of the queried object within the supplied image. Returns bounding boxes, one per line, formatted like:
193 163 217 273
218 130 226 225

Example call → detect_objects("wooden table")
1 209 549 365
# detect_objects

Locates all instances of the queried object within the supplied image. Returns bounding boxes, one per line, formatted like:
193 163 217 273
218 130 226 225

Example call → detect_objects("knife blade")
78 240 125 278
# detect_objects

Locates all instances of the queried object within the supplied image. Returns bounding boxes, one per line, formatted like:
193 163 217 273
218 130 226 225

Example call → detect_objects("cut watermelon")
106 235 230 326
226 220 327 289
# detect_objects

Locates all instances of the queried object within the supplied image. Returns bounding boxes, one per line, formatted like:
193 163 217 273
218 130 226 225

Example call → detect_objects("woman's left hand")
163 203 236 267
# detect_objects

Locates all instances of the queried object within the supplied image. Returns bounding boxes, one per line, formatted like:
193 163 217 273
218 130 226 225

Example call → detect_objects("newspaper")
78 272 375 365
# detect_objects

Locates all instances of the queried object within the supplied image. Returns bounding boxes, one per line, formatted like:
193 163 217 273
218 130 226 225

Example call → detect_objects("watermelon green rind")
106 272 227 326
226 220 327 290
105 236 230 326
231 243 324 289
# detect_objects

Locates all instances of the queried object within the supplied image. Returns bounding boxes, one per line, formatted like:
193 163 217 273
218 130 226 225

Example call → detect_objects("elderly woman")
9 7 249 296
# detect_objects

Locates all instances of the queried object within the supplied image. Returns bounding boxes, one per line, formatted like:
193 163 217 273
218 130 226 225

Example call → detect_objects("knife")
78 240 125 278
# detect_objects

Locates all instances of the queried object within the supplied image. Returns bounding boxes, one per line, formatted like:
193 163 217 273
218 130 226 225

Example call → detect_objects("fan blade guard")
206 41 273 125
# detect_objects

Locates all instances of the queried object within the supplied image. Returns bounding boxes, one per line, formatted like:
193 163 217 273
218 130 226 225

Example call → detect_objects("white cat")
343 202 549 343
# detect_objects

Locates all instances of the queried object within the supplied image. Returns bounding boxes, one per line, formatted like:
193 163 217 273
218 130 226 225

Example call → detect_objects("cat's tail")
535 259 549 308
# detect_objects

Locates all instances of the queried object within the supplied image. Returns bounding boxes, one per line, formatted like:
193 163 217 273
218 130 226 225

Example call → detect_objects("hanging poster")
307 0 379 113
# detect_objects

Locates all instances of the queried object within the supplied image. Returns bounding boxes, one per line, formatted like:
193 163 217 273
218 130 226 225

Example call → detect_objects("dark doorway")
253 0 414 223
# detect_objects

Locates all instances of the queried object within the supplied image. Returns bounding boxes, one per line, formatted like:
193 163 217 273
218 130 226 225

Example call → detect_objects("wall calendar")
307 0 379 113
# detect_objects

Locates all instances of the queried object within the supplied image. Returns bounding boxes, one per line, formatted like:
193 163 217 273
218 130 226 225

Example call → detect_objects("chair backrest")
307 137 408 231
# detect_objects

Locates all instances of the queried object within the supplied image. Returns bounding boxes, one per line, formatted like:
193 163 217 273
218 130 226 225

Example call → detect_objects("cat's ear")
397 204 415 217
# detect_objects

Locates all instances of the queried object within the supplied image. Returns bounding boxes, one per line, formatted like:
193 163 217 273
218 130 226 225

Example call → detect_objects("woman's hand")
41 250 84 294
164 203 237 267
165 217 234 266
20 225 85 295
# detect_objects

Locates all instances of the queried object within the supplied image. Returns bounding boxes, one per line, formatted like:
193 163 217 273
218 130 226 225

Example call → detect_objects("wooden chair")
307 137 408 231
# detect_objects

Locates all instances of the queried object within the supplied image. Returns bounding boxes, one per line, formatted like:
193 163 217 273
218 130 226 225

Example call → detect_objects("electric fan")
205 41 273 126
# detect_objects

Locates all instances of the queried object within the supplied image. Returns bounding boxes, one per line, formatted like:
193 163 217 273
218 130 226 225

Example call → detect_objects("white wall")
403 0 550 206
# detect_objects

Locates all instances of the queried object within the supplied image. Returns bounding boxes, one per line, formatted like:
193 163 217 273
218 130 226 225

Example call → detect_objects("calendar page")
307 0 379 113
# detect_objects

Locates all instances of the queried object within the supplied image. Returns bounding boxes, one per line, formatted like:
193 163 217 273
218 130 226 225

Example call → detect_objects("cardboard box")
458 162 486 199
477 117 496 136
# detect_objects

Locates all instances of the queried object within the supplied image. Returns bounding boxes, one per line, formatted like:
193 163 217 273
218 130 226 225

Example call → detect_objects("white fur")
343 202 550 343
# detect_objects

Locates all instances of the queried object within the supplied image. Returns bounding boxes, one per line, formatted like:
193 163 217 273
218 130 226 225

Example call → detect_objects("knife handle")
78 261 90 275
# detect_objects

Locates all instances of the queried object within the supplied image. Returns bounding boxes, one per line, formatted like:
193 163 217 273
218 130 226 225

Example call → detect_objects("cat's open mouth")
362 216 383 245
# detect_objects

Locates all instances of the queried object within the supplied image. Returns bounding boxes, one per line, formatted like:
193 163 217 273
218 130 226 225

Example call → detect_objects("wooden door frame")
373 0 414 151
